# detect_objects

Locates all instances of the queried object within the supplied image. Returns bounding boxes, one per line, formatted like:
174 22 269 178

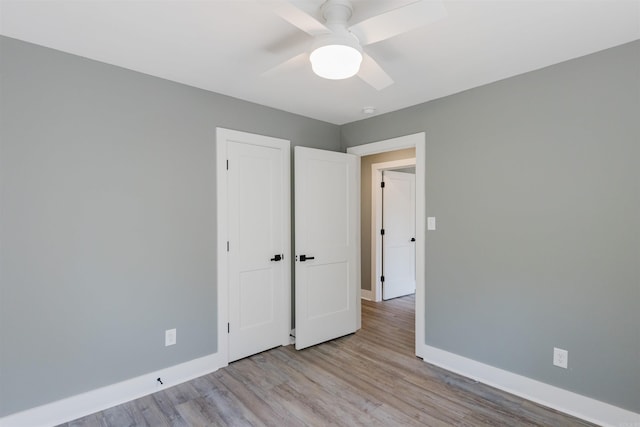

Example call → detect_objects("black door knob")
270 254 282 262
410 237 416 242
299 255 315 262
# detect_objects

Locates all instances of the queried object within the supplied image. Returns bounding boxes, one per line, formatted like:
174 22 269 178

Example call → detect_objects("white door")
382 170 416 300
222 129 290 362
294 146 359 350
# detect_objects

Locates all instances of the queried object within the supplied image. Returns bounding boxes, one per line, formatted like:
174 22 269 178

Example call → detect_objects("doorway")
347 132 426 358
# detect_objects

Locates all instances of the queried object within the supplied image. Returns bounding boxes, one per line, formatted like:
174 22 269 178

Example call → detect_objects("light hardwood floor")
59 295 594 426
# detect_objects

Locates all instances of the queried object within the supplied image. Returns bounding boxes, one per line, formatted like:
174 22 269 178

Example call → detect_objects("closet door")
294 147 359 350
219 128 290 362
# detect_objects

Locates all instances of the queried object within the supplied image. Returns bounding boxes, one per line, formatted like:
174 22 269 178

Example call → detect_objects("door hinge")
381 275 385 282
226 159 229 170
381 181 385 188
227 241 229 252
380 229 385 235
227 323 230 333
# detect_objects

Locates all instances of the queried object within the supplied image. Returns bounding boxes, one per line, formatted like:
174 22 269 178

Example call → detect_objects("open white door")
382 170 416 300
294 147 359 350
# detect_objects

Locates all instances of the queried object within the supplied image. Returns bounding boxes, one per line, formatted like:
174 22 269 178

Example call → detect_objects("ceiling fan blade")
263 30 312 55
357 53 394 90
272 1 330 37
350 0 447 46
262 52 309 78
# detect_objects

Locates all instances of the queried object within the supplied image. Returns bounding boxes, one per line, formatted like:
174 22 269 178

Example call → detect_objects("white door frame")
372 158 416 302
216 128 291 366
347 133 426 358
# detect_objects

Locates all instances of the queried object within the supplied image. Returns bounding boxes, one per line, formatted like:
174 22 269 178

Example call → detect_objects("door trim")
347 132 426 358
372 159 416 302
216 128 291 366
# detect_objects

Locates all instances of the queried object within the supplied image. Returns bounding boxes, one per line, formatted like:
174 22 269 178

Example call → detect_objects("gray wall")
360 148 415 292
0 36 340 417
2 34 638 418
342 40 640 412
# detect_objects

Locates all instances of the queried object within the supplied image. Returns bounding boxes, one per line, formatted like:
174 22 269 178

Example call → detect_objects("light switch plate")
427 217 436 231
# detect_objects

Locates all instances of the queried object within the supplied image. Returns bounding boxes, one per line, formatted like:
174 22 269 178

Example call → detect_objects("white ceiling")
1 0 639 125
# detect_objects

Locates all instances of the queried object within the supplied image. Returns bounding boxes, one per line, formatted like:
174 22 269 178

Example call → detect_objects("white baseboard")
5 345 637 427
420 344 640 427
0 352 227 427
361 289 374 301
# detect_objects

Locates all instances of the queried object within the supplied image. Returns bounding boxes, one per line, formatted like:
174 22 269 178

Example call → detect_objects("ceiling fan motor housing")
322 0 353 28
309 0 363 80
321 0 359 41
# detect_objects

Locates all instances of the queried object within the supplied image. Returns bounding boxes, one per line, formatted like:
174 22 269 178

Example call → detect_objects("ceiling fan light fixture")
309 33 362 80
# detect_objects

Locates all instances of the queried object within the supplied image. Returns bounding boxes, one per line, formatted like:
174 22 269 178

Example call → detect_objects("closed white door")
382 170 416 300
222 129 290 362
294 147 359 350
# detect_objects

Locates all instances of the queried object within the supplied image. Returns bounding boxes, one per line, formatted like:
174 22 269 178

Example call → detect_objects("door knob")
299 254 315 262
270 254 282 262
410 237 416 242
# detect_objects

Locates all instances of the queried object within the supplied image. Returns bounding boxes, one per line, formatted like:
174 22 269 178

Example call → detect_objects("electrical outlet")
165 329 176 346
553 347 568 369
427 217 436 231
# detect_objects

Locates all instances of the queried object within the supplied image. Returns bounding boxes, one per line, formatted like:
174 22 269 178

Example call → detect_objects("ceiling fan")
266 0 447 90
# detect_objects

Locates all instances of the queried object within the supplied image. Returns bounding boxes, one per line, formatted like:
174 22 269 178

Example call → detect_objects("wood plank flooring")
59 295 595 426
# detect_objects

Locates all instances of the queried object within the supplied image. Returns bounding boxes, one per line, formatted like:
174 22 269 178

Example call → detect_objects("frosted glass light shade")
310 44 363 80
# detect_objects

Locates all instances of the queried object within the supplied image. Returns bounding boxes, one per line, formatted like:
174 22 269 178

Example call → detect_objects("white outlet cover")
427 217 436 231
553 347 568 369
165 328 176 346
